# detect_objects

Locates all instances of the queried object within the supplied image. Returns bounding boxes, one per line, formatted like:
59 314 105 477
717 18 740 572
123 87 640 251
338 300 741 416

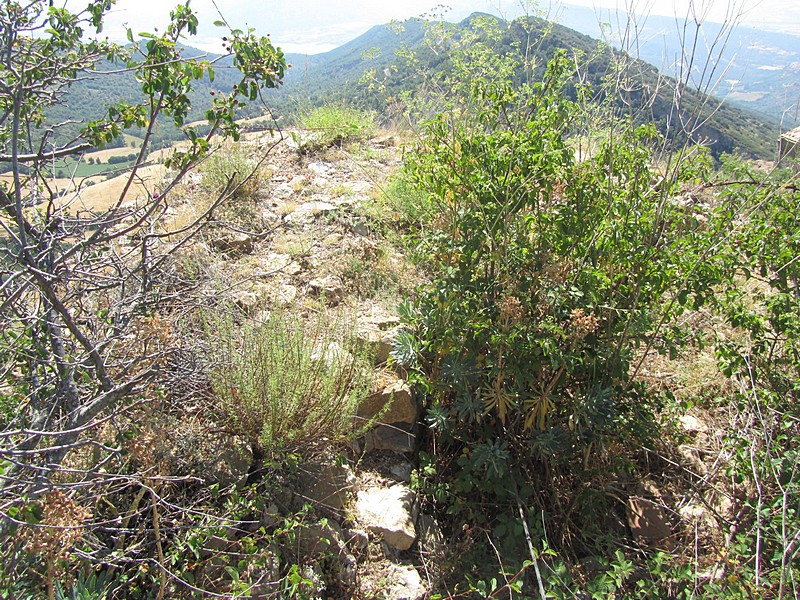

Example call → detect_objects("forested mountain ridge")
554 4 800 128
276 12 781 159
44 46 259 149
40 12 782 160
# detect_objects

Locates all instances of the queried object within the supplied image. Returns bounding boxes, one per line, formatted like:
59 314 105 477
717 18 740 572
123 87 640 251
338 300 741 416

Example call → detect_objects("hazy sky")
92 0 799 54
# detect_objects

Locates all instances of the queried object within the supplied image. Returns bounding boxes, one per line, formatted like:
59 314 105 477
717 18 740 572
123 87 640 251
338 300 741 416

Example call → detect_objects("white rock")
355 485 417 550
679 414 708 434
272 284 298 306
307 161 332 176
385 565 427 600
272 182 294 200
308 276 345 305
283 201 337 225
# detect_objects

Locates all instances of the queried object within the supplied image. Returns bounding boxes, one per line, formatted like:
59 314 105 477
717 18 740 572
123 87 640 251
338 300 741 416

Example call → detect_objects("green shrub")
295 102 374 149
206 309 373 459
383 168 437 232
393 23 727 591
200 142 261 199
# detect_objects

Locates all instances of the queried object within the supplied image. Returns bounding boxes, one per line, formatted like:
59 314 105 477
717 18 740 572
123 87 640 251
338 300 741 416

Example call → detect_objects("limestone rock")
297 460 356 511
284 261 304 276
384 564 427 600
294 520 344 556
308 276 345 305
358 311 401 364
357 327 399 365
271 283 298 306
350 180 373 194
307 161 332 177
679 414 708 434
627 497 672 545
272 182 294 200
284 200 337 225
210 231 254 254
359 378 417 425
342 528 369 551
355 485 417 551
232 289 260 313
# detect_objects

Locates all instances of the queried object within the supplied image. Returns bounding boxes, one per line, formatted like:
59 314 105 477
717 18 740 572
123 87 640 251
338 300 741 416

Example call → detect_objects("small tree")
0 0 284 500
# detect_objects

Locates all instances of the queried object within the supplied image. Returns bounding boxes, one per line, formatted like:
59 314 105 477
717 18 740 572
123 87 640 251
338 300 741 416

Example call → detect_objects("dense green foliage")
388 14 800 597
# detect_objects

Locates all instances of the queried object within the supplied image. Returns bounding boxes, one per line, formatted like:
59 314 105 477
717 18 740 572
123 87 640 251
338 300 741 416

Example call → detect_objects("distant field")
84 134 143 161
729 91 768 102
5 116 272 214
58 165 167 214
49 133 145 179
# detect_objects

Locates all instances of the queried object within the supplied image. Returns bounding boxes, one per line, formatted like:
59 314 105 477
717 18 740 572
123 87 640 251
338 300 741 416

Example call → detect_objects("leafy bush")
200 142 261 199
392 17 732 593
703 157 800 597
206 309 373 459
383 168 437 232
295 102 374 149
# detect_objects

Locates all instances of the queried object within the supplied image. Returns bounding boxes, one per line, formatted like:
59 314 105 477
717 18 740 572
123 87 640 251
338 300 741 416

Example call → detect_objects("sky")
91 0 800 54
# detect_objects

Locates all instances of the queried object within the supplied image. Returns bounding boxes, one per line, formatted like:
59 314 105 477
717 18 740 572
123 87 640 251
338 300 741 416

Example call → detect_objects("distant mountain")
275 13 781 159
278 19 426 108
45 47 263 149
553 5 800 128
41 13 785 160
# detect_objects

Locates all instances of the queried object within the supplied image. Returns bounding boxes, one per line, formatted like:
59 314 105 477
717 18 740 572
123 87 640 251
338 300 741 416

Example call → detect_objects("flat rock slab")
298 461 356 511
627 497 672 545
355 485 417 550
359 379 417 424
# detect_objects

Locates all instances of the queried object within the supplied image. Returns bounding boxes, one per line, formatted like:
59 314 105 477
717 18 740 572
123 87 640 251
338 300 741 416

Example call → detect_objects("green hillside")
278 13 780 159
44 46 262 150
37 13 781 160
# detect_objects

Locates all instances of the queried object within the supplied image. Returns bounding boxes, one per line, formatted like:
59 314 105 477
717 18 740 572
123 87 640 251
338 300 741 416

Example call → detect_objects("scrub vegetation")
1 1 798 598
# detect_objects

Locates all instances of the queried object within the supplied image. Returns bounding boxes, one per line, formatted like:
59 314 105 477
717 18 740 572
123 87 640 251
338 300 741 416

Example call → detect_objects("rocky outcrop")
355 485 418 551
358 376 419 453
210 231 255 254
357 310 401 365
384 564 427 600
297 459 357 511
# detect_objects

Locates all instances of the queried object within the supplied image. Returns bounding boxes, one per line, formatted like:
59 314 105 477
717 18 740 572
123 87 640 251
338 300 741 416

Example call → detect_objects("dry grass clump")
204 308 373 459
